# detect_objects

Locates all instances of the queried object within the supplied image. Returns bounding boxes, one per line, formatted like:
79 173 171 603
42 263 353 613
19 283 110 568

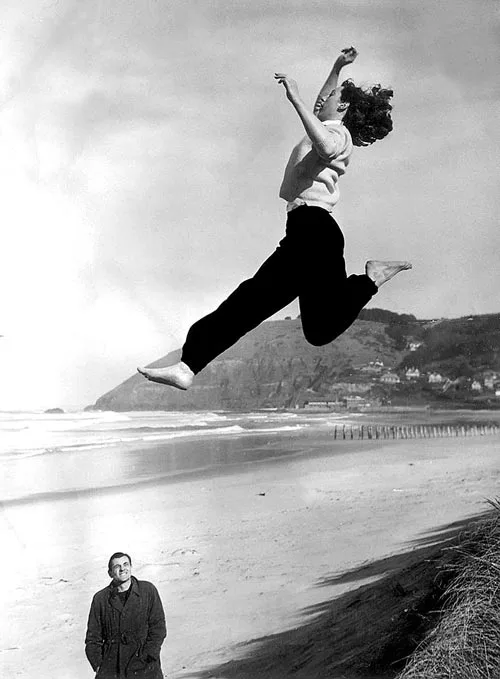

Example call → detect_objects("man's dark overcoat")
85 576 166 678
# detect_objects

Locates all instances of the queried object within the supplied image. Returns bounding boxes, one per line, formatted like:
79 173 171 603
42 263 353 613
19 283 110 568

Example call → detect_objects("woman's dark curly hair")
340 79 394 147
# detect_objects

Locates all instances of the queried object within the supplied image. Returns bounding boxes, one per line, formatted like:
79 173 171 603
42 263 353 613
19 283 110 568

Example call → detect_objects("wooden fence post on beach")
330 421 500 443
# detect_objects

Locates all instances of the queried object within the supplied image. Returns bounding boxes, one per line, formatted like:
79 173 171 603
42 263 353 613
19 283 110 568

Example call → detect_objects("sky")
0 0 499 410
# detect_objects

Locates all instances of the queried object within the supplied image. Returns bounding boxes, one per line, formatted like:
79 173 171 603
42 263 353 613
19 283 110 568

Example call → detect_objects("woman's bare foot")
137 361 194 390
365 260 412 288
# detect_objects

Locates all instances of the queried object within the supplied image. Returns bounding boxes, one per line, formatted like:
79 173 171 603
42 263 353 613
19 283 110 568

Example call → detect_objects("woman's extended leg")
283 206 376 345
138 221 303 386
297 208 411 345
138 206 410 388
180 246 299 375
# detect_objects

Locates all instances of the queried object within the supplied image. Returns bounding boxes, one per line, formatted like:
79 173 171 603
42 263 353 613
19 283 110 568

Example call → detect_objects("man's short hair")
107 552 132 571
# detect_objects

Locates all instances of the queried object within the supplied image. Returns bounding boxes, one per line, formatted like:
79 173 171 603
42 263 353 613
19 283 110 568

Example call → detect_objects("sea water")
3 408 499 505
0 409 360 503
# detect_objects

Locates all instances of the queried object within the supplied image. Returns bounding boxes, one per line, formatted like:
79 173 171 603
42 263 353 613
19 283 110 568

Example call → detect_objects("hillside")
399 314 500 377
91 310 500 411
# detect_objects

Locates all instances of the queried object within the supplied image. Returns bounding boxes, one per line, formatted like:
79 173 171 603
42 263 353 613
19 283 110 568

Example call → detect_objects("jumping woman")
138 46 411 390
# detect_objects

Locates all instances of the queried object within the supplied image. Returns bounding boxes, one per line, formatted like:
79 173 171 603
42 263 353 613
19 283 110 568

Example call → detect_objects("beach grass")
396 498 500 679
193 496 500 679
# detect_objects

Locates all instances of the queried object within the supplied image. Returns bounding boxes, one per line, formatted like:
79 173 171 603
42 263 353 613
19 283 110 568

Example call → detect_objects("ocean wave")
241 424 308 434
2 409 364 460
0 447 66 461
0 411 232 456
0 422 249 457
0 420 314 459
62 422 308 447
136 424 246 442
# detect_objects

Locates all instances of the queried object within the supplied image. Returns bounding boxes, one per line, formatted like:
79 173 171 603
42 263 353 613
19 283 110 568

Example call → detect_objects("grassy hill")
398 314 500 377
91 310 500 411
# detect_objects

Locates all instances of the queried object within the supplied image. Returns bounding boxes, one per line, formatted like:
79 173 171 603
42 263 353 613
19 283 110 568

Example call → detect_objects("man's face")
108 556 132 584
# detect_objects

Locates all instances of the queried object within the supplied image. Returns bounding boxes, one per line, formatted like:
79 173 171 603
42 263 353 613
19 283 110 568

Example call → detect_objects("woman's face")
317 84 346 121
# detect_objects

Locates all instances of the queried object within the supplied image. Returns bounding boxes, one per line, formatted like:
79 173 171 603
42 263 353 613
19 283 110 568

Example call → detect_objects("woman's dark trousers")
181 205 377 374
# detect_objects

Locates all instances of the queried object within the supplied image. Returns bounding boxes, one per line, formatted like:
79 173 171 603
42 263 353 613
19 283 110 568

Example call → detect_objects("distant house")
408 341 423 352
360 360 385 375
405 367 421 380
428 372 444 384
471 380 482 392
303 399 342 410
380 372 400 384
484 374 498 390
344 395 371 409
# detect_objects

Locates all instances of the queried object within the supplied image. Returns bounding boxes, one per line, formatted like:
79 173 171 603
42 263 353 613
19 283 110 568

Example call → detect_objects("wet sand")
2 433 500 678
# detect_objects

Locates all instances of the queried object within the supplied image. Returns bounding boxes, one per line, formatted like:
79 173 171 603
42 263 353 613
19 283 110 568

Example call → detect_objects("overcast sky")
0 0 499 410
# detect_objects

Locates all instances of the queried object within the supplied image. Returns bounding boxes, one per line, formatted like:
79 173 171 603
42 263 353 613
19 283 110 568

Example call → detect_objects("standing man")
85 552 166 678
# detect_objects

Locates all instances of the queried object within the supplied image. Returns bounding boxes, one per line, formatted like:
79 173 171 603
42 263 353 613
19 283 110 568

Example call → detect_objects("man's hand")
274 73 301 104
335 46 358 69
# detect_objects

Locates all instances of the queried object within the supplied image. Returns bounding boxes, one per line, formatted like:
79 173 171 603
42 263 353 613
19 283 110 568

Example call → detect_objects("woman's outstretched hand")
335 46 358 68
274 73 301 103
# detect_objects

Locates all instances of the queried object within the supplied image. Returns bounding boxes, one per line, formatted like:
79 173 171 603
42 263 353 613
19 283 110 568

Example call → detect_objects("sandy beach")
2 429 500 679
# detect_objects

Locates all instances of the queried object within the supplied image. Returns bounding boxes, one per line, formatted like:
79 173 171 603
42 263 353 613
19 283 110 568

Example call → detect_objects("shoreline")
3 433 383 506
4 407 500 505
